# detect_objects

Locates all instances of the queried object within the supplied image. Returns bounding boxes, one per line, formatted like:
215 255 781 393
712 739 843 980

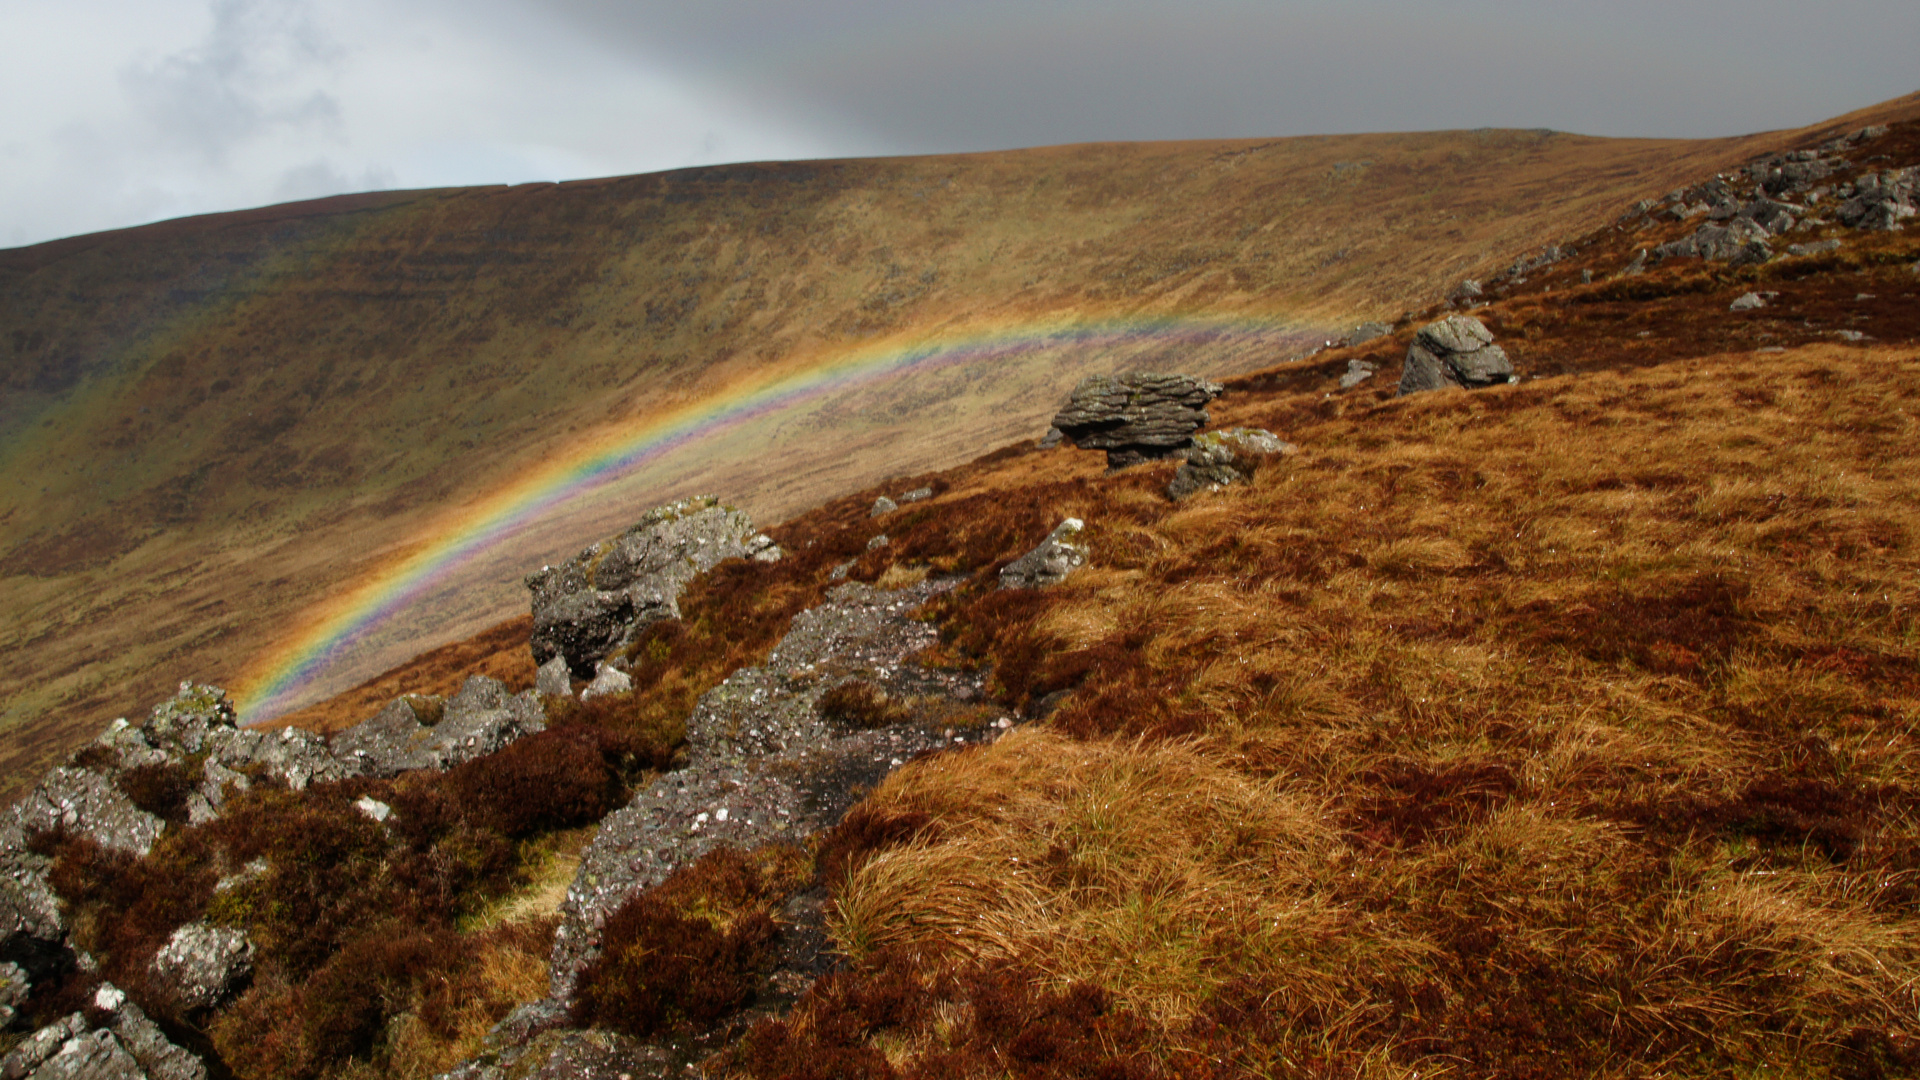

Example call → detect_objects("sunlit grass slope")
2 96 1916 798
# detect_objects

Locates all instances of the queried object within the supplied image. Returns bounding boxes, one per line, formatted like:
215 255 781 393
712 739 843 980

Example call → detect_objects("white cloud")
0 0 840 247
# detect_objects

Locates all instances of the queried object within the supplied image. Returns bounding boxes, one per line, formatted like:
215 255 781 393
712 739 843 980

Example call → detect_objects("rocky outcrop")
1837 168 1917 231
1398 316 1515 395
545 577 1007 1005
1654 217 1775 266
331 677 545 778
0 986 207 1080
1166 428 1296 501
1048 373 1225 469
526 496 781 677
999 520 1089 589
147 923 254 1014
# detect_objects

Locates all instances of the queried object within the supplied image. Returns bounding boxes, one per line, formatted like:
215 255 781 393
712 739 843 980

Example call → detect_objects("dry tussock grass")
789 341 1920 1075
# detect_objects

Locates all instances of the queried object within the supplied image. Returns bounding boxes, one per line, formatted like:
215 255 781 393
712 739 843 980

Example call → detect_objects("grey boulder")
1655 219 1774 266
1398 316 1514 395
147 923 254 1013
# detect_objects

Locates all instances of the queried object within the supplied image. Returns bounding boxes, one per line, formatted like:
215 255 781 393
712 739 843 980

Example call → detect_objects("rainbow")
233 313 1321 720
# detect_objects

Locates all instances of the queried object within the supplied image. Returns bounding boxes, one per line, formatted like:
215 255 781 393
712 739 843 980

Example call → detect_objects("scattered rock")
1729 292 1770 312
534 656 573 700
1166 429 1295 502
1398 316 1514 395
1 992 209 1080
1342 322 1391 346
1835 330 1869 343
1654 219 1774 266
148 922 255 1013
1048 372 1224 469
998 519 1089 590
1620 249 1648 276
580 664 632 702
866 534 890 551
1037 426 1065 449
526 496 765 676
437 1027 673 1080
1581 269 1593 284
1836 168 1917 231
899 487 933 504
1339 359 1377 390
331 676 544 777
8 767 164 858
1449 279 1483 305
1787 239 1844 257
869 496 897 518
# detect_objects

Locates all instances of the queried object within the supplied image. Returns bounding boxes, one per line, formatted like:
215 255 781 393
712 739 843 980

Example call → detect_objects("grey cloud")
273 159 397 202
530 0 1920 147
120 0 345 164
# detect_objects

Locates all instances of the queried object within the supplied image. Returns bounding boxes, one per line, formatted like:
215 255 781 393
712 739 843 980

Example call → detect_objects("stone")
1048 372 1224 469
1620 249 1648 276
1037 427 1065 449
1339 359 1377 390
1836 168 1917 231
331 677 544 777
579 664 632 702
525 496 764 676
1654 219 1774 265
11 767 163 858
869 496 897 518
1398 316 1514 395
1449 279 1483 304
1786 239 1844 257
534 656 573 700
1 994 208 1080
1342 322 1391 346
1738 198 1802 234
745 533 784 563
91 989 207 1080
148 922 254 1012
1729 292 1771 312
899 487 933 503
998 519 1088 590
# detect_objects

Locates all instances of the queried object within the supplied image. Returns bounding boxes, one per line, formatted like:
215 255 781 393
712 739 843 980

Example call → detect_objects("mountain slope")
3 93 1916 797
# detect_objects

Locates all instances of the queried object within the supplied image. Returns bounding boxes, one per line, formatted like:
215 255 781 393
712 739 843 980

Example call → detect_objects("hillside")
2 95 1919 1080
5 103 1903 795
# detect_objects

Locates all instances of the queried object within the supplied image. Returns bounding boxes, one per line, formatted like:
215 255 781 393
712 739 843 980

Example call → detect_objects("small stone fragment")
1339 359 1377 390
148 923 256 1012
535 655 573 700
580 664 633 702
1729 292 1769 311
354 796 392 823
999 520 1089 590
898 487 933 503
1786 239 1843 257
869 496 897 518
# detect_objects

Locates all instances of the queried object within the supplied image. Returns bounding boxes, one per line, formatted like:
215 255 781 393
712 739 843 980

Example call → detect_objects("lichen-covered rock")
869 496 897 517
1787 238 1844 257
526 496 765 676
1049 372 1224 468
1398 316 1514 395
1167 429 1296 501
10 768 163 859
998 519 1089 590
147 923 254 1013
331 677 544 777
1837 168 1917 231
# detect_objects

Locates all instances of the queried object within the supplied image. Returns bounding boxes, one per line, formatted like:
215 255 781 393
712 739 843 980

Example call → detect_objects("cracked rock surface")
546 575 1006 1005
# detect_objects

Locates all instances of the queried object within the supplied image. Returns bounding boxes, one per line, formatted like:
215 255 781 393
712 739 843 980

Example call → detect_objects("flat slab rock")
546 576 1007 1004
1049 372 1225 467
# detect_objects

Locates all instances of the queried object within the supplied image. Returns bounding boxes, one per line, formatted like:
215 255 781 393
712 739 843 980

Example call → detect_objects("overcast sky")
3 0 1915 249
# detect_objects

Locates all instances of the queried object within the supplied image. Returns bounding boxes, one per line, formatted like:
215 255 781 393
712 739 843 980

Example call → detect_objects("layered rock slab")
1049 372 1225 469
